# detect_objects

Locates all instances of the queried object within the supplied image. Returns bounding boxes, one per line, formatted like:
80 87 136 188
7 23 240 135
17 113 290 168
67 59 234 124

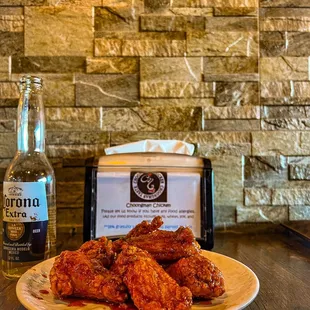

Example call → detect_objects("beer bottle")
2 76 56 279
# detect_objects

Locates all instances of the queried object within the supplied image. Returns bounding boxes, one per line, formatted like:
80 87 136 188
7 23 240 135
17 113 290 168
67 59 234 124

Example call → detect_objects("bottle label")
2 182 48 262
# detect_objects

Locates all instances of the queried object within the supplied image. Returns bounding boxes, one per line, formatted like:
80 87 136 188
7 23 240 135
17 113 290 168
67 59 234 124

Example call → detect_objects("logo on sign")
131 172 167 202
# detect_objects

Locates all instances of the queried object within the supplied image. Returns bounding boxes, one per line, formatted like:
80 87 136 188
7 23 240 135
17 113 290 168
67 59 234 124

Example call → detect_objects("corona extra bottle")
2 76 56 279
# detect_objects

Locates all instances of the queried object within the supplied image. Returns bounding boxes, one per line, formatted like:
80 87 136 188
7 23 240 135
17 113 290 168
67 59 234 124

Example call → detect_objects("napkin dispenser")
83 153 214 250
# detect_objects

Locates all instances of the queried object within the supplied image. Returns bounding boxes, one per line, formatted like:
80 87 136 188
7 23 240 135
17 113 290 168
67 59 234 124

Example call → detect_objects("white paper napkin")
105 140 195 156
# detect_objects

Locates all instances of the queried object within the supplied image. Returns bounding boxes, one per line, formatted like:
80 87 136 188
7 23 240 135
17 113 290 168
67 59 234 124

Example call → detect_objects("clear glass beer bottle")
2 76 56 279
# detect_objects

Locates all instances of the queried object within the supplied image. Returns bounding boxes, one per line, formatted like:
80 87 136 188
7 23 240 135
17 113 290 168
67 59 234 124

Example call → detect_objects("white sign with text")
95 171 201 238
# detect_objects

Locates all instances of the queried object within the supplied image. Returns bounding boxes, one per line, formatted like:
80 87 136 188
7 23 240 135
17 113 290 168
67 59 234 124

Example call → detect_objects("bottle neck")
17 89 45 153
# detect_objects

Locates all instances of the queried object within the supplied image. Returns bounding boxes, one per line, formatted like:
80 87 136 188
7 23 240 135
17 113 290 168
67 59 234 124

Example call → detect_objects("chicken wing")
111 245 192 310
166 254 225 299
49 250 127 303
113 226 200 263
79 237 115 269
126 216 163 238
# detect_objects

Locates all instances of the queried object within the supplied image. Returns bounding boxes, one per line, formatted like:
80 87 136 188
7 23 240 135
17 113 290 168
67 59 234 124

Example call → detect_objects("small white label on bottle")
3 182 48 223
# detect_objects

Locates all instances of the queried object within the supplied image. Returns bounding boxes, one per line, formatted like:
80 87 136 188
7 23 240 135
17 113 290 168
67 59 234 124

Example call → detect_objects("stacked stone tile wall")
0 0 310 232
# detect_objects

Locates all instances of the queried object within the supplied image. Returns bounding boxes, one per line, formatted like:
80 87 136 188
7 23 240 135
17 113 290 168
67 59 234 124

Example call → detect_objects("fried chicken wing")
50 250 127 303
111 245 192 310
113 226 200 262
79 237 115 269
126 216 163 238
166 254 225 299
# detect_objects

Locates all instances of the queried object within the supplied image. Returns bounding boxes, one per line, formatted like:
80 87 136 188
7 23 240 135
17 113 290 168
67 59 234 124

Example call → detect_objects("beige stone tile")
260 0 310 7
260 17 287 31
54 167 85 182
209 156 244 206
0 120 15 132
25 6 93 56
214 7 258 16
205 17 258 31
0 57 9 81
260 57 309 81
300 132 310 154
145 0 170 13
170 8 213 16
0 158 12 168
110 132 161 146
140 57 201 82
0 145 15 158
95 38 186 57
244 155 288 188
11 57 85 73
285 33 310 57
289 206 310 221
260 16 310 31
140 15 186 32
0 133 15 158
172 0 259 7
160 131 251 144
0 107 16 120
187 31 259 56
46 107 100 121
57 208 83 229
204 57 258 82
287 17 310 32
261 81 310 99
159 131 252 156
0 32 23 57
94 39 122 57
0 15 23 32
236 206 288 223
140 98 214 107
101 107 202 131
163 132 251 156
204 119 260 131
273 188 310 206
95 6 138 32
0 7 24 15
47 0 100 5
46 107 101 131
47 131 109 145
47 144 107 158
214 205 237 228
122 40 186 57
86 57 138 74
56 182 84 208
140 14 204 31
204 106 260 119
262 119 310 131
42 74 75 107
261 106 310 119
244 188 272 206
140 81 215 98
260 8 310 18
215 82 259 106
289 160 310 180
0 82 19 99
95 31 186 40
252 131 301 156
75 74 139 107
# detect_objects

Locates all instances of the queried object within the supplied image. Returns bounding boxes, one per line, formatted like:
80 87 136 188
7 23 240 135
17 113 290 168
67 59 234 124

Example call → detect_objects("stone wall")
0 0 310 232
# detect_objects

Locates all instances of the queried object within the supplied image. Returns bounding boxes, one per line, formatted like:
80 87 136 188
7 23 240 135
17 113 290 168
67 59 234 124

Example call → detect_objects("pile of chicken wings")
49 216 225 310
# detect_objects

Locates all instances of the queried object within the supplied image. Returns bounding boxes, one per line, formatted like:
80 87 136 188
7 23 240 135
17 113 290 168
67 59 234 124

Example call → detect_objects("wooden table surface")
1 228 310 310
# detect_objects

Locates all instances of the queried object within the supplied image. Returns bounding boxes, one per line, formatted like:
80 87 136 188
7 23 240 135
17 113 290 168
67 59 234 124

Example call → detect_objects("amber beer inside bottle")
2 76 56 279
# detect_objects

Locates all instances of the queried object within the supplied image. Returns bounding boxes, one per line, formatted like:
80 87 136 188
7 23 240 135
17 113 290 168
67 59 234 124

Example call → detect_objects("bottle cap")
19 75 43 91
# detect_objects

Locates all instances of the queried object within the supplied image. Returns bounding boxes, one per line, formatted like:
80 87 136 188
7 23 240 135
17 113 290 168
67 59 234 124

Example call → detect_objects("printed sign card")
95 171 201 238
